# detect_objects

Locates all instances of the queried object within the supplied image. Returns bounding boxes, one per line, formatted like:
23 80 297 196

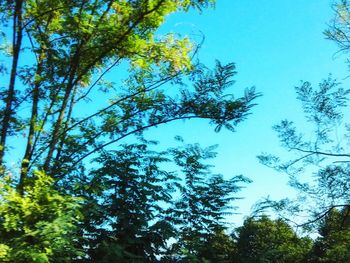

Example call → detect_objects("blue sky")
2 0 349 226
144 0 350 225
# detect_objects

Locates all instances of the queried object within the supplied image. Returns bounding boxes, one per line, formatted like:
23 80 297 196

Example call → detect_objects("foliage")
308 207 350 263
0 170 83 262
0 1 259 261
256 75 350 227
195 229 236 263
0 0 257 185
325 0 350 53
254 3 350 260
167 142 250 262
73 140 250 262
80 142 178 262
233 216 312 263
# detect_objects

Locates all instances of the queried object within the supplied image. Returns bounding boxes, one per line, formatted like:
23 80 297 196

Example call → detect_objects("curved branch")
72 115 208 166
297 204 350 227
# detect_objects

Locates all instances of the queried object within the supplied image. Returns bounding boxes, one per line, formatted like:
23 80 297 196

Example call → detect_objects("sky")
142 0 350 225
2 0 349 227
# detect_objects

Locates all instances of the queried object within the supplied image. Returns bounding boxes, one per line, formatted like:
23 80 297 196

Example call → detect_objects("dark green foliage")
195 230 236 263
79 142 177 262
0 1 259 261
167 142 250 262
2 0 350 262
234 216 312 263
308 208 350 263
74 140 251 262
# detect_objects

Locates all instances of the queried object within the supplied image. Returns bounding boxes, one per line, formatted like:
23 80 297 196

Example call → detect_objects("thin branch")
290 146 350 158
74 57 122 103
297 204 350 227
65 73 178 133
72 0 167 88
22 5 70 29
284 153 315 169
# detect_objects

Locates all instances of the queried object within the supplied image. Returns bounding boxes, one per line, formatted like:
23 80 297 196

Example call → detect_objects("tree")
256 0 350 227
0 0 257 191
0 171 83 262
196 229 236 263
233 216 312 263
167 142 250 262
308 207 350 263
325 0 350 53
74 140 249 262
80 142 178 262
256 77 350 225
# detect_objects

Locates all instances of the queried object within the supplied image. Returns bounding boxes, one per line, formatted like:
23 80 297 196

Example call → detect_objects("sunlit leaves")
0 171 83 262
0 1 260 261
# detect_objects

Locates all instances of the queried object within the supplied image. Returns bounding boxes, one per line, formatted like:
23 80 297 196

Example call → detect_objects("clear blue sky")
144 0 350 225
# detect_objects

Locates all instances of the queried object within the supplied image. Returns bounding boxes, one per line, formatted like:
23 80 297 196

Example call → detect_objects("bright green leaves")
325 1 350 56
130 34 193 72
23 0 209 87
0 171 83 262
0 244 10 261
178 0 216 11
0 1 260 261
1 0 249 177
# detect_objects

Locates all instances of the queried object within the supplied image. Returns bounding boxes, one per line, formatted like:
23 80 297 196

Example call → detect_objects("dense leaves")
82 142 177 262
167 142 250 262
234 216 311 263
0 171 83 262
71 140 250 262
0 0 257 191
308 208 350 263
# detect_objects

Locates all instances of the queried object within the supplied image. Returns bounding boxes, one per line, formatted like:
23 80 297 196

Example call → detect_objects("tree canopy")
0 0 257 198
0 0 257 262
234 216 311 263
255 0 350 230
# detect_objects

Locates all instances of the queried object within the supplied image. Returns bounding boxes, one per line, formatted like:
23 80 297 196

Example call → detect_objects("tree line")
0 0 350 262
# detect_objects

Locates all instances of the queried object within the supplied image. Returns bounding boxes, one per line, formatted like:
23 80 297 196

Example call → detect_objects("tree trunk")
0 0 24 165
